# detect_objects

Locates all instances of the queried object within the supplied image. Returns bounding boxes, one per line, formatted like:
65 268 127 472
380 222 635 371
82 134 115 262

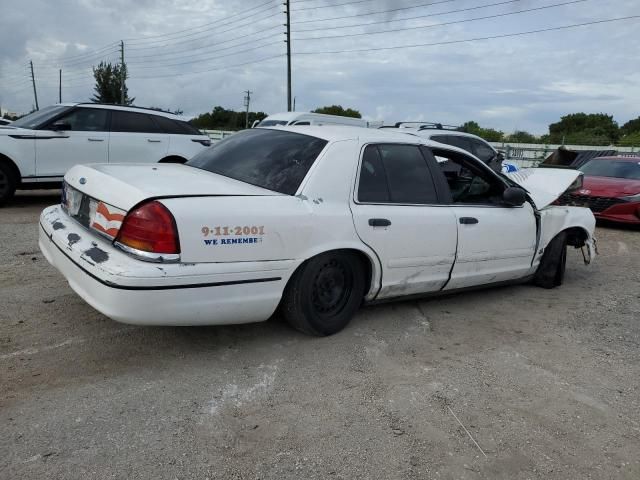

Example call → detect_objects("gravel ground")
1 190 639 480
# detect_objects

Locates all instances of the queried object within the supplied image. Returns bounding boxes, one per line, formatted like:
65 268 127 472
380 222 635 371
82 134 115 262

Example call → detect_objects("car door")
108 110 169 163
430 147 537 290
350 143 457 298
35 107 109 178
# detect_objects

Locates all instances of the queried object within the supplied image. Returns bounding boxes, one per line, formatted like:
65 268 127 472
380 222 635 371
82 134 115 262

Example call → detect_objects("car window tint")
377 144 438 204
187 128 327 195
358 145 390 202
111 111 161 133
472 140 495 162
56 108 108 131
151 115 202 135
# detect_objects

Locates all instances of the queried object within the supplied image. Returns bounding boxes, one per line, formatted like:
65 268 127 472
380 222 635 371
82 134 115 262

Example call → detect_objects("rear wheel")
282 252 366 336
534 232 567 289
0 162 17 206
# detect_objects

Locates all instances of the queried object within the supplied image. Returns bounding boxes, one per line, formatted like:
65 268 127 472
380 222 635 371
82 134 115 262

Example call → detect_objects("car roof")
61 102 186 121
262 125 473 154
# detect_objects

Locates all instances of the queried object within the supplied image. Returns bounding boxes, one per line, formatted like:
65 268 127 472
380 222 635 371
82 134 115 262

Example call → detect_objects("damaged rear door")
351 143 457 298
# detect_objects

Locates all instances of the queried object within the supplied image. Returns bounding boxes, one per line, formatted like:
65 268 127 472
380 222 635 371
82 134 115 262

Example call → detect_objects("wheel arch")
0 153 21 185
284 246 381 301
158 155 187 164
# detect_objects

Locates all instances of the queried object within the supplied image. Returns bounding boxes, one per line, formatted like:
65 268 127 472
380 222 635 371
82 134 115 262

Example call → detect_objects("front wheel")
534 232 567 289
282 252 366 336
0 162 17 206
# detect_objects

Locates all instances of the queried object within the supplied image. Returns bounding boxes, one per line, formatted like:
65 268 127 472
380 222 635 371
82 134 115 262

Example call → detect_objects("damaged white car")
39 127 596 335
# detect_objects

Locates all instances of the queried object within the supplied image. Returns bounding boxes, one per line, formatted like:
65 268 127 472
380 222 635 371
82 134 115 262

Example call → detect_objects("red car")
558 156 640 224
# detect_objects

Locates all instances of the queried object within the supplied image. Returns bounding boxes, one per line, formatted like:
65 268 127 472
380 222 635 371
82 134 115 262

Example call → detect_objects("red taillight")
115 201 180 254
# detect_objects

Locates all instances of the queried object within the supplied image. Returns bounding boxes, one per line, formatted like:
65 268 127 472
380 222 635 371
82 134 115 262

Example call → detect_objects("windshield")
258 120 288 127
187 128 328 195
11 105 72 129
580 158 640 180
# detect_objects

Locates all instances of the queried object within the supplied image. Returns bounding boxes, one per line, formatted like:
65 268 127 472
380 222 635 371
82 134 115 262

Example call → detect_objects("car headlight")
622 193 640 202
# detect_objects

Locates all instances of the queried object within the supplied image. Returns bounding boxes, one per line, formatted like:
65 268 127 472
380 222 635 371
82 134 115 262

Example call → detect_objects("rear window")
187 129 328 195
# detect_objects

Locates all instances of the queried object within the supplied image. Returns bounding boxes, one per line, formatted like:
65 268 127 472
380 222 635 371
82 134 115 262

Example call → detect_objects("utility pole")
120 40 125 105
284 0 292 111
59 69 62 103
244 90 252 129
293 96 296 112
29 60 39 111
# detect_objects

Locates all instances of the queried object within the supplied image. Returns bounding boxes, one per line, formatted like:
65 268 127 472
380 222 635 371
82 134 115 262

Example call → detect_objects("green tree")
506 130 537 143
312 105 361 118
189 106 267 130
458 121 504 142
91 61 134 105
548 113 618 145
621 116 640 136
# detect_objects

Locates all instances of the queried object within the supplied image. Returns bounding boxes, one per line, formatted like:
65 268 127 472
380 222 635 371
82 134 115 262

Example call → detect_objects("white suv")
0 103 212 204
385 123 504 172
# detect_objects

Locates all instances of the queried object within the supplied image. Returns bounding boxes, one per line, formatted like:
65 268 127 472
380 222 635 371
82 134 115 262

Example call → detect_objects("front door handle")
368 218 391 227
87 138 104 142
459 217 478 225
147 139 162 143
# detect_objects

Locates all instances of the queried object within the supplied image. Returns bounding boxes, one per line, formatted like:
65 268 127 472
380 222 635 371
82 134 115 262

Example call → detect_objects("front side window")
187 128 327 195
357 144 438 204
434 149 505 204
13 105 72 129
52 108 108 131
111 111 161 133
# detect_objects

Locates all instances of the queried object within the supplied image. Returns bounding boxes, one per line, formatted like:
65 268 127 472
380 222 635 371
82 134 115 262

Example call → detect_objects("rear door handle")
459 217 478 225
368 218 391 227
147 139 162 143
88 138 104 142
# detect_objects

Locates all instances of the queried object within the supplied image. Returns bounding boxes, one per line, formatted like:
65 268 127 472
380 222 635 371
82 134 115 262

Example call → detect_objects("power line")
35 43 120 67
293 0 525 32
131 53 285 79
295 0 458 24
295 15 640 54
127 26 283 62
293 0 379 11
129 40 282 70
123 0 278 42
293 0 588 40
126 5 282 48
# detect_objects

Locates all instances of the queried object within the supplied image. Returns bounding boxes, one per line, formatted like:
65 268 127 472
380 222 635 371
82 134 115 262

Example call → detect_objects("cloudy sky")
1 0 638 134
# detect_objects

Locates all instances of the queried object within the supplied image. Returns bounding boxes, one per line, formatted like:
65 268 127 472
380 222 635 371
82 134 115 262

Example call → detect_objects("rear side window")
152 115 203 135
357 144 438 204
187 129 327 195
111 111 161 133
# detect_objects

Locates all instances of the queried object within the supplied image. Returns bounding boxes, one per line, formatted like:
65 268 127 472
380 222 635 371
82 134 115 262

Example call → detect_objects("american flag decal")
91 201 125 238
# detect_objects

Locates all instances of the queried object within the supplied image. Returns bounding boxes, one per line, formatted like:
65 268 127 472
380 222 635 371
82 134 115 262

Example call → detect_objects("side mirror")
51 120 71 131
503 186 527 206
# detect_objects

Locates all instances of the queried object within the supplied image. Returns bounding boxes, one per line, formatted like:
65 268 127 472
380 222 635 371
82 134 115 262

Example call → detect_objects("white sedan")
39 126 596 335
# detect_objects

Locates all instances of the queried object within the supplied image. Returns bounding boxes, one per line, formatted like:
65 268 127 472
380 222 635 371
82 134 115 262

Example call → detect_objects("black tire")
282 252 366 336
0 162 17 206
534 232 567 289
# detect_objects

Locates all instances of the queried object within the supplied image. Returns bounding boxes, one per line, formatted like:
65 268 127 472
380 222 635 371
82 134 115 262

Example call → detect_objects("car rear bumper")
39 205 292 326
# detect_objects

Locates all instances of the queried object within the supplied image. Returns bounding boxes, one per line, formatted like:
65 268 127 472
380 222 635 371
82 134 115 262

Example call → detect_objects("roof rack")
391 121 461 131
77 103 179 116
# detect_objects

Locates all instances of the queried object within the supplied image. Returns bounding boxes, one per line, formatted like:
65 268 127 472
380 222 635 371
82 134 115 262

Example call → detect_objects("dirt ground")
1 190 639 480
